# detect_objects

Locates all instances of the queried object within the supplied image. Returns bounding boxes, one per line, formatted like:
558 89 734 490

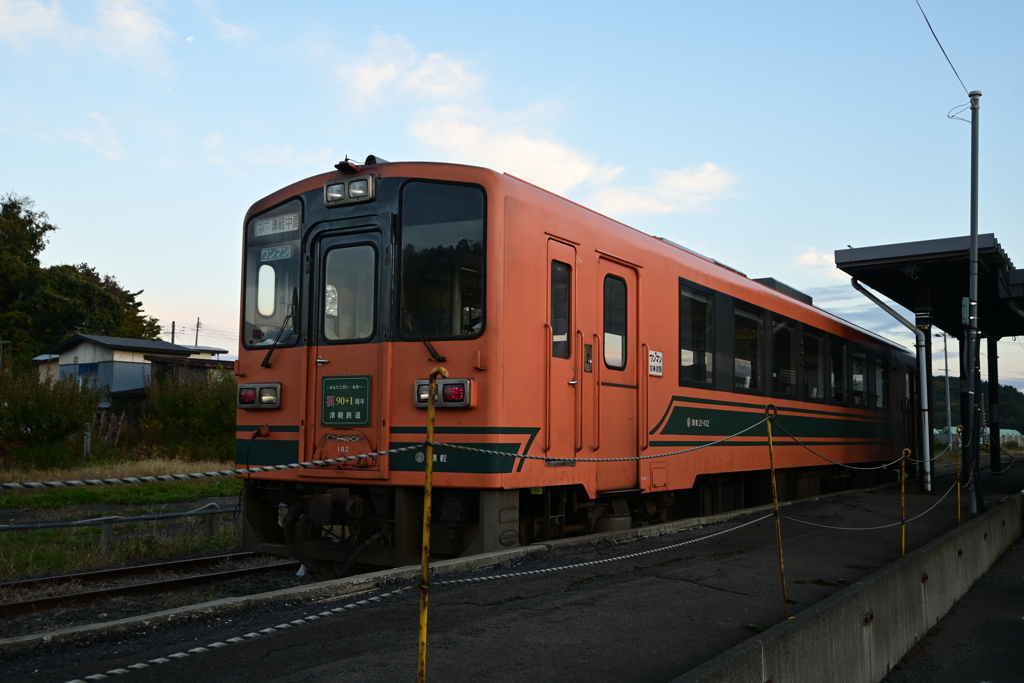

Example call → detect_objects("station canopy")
834 234 1024 339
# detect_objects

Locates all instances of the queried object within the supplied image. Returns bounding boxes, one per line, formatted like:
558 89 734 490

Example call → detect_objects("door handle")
568 380 578 386
317 356 330 366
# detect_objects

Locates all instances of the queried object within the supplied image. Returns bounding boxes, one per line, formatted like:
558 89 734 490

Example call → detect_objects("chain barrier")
780 476 959 531
436 513 773 588
3 416 771 492
61 585 415 683
769 418 908 471
0 445 423 491
61 511 772 683
430 415 770 464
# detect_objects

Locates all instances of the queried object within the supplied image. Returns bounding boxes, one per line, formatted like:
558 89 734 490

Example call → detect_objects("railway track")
0 552 300 616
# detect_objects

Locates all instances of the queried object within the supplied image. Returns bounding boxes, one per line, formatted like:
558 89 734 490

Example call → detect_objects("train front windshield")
241 181 485 349
243 200 301 348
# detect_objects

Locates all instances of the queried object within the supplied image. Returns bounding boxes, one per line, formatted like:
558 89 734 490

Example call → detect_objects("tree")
0 194 161 374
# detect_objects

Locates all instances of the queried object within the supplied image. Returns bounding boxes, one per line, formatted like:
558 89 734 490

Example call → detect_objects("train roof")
249 157 911 355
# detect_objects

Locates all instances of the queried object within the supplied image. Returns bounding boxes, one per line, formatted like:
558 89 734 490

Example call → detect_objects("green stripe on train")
389 442 519 474
654 401 899 441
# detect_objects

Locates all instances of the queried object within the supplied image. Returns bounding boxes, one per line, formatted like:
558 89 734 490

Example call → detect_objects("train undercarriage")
241 464 897 579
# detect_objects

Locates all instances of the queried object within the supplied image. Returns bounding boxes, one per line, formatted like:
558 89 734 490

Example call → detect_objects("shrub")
0 373 106 461
144 367 236 461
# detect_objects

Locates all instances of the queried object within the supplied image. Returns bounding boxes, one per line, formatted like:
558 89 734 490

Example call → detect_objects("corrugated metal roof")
48 335 193 356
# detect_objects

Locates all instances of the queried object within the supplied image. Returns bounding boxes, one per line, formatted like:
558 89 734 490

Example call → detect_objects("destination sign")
254 212 300 237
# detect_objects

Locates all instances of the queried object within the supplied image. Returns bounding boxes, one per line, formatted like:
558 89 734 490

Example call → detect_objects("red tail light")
239 387 257 404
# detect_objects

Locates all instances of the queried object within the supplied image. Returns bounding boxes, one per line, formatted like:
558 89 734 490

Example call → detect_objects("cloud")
93 0 172 72
794 247 849 280
194 0 254 43
589 164 736 216
347 33 733 215
204 132 333 174
410 106 621 195
0 0 171 73
344 33 480 106
63 112 124 160
0 0 69 44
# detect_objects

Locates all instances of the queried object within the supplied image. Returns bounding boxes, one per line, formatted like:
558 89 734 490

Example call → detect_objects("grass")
0 459 242 510
0 458 247 581
0 518 242 583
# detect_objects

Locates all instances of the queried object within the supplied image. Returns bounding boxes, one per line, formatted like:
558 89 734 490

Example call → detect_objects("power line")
914 0 969 96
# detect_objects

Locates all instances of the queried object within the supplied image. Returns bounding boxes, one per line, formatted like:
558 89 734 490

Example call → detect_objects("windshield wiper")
261 287 298 368
400 289 445 362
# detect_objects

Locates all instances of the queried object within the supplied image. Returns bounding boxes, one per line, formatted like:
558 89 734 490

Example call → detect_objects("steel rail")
0 559 299 616
0 552 258 591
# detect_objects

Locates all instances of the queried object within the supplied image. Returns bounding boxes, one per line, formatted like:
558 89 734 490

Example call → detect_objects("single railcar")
235 157 917 576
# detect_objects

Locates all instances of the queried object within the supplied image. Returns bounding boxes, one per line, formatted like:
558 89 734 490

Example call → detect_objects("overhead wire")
914 0 969 96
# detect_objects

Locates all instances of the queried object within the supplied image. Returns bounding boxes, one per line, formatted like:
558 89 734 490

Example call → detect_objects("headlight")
324 175 375 207
325 182 345 202
348 179 369 198
259 386 278 405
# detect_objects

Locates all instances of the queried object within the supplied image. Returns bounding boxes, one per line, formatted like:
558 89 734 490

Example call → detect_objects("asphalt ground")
4 458 1022 683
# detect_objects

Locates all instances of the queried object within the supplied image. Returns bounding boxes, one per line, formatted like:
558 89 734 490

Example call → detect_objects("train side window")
551 261 571 358
851 348 868 406
734 307 763 391
874 358 888 408
679 283 713 384
803 329 825 400
772 316 797 395
323 244 376 341
604 275 627 370
830 338 847 403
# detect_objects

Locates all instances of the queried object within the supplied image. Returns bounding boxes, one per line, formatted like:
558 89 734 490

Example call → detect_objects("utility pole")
965 90 985 513
195 317 201 346
171 321 175 344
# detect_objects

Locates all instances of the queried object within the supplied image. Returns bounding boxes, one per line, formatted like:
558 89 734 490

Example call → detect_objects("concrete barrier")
670 492 1022 683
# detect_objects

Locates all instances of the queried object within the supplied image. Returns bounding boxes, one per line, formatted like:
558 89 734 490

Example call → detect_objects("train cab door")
304 222 390 481
596 258 639 492
547 240 579 460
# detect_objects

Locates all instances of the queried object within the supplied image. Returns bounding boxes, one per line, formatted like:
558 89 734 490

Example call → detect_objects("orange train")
235 156 916 576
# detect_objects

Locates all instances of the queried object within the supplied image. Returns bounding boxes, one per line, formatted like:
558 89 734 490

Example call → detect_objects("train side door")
546 240 579 460
596 259 638 492
305 224 389 481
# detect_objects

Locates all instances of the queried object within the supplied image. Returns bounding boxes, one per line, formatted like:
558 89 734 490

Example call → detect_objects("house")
47 335 228 398
32 354 60 383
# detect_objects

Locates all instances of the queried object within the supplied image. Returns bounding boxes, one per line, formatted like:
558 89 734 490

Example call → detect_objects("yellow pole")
418 366 448 683
901 448 909 556
956 425 963 527
765 406 789 619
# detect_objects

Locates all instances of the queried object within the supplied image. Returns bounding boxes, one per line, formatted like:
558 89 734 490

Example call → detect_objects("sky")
2 0 1023 391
